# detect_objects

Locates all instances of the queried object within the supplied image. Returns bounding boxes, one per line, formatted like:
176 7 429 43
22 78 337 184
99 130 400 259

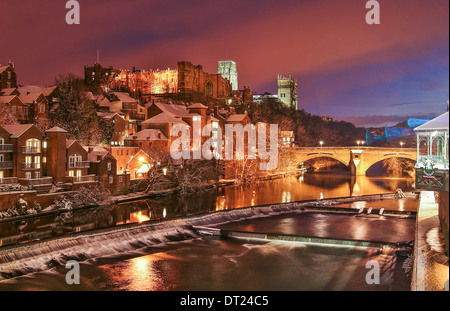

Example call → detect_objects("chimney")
8 61 15 69
88 147 94 153
97 154 102 161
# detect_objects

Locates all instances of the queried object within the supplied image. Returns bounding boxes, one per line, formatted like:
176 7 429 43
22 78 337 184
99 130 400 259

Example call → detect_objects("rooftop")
142 112 189 126
415 111 449 132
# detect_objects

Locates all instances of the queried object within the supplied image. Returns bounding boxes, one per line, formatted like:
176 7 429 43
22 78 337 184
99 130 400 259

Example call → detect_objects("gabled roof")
0 65 12 73
85 146 111 162
0 95 18 104
85 92 96 101
18 85 56 97
207 115 220 122
128 149 151 165
100 100 123 113
113 92 137 103
415 111 449 132
0 88 18 96
125 129 168 141
226 114 247 122
96 111 125 119
18 92 43 104
66 139 76 148
188 103 208 109
152 102 191 118
142 112 189 126
2 124 36 138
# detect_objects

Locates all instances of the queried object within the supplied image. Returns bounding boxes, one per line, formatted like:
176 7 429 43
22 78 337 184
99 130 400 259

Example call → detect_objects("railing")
22 162 41 170
0 161 14 169
0 177 18 185
22 146 41 154
17 177 53 186
0 144 13 152
69 161 90 169
66 174 98 184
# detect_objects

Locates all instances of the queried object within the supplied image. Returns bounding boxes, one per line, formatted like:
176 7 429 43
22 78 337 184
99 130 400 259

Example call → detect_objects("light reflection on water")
0 174 415 248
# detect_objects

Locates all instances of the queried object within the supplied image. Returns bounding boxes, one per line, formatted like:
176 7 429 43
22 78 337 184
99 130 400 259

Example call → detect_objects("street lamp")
357 140 361 147
319 141 324 148
400 142 405 149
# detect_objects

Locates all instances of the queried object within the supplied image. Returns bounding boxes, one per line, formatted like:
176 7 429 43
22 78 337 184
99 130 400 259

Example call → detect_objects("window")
25 172 31 179
0 171 3 179
24 108 28 117
69 170 74 177
0 138 4 145
107 162 111 171
39 105 45 113
7 71 11 79
34 156 41 169
69 154 82 168
119 176 123 183
205 81 213 97
34 171 40 179
109 176 114 184
25 139 41 153
18 107 22 117
11 106 16 115
25 156 32 169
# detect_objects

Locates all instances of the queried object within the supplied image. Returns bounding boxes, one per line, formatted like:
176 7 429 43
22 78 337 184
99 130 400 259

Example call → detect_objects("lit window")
109 176 114 184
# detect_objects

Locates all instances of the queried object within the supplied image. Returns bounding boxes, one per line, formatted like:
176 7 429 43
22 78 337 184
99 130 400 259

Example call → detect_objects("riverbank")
411 191 449 291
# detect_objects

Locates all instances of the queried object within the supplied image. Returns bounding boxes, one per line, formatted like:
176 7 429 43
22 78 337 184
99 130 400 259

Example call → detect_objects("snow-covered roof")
153 102 191 118
18 85 56 97
2 124 36 138
18 93 42 104
142 112 189 126
414 111 449 132
0 95 18 104
126 129 168 141
113 92 137 103
188 103 208 109
85 146 110 162
226 114 247 122
0 88 18 96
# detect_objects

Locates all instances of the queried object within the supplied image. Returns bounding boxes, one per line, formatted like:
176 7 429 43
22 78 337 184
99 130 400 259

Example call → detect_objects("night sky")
0 0 448 127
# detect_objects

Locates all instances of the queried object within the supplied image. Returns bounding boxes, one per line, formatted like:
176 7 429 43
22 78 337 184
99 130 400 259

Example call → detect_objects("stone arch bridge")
289 147 417 176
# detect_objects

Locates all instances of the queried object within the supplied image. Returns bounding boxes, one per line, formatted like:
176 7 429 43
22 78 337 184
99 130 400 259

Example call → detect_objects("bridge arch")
357 154 417 176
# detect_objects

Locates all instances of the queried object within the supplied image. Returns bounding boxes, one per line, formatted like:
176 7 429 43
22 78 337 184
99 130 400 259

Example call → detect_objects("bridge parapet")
291 147 417 176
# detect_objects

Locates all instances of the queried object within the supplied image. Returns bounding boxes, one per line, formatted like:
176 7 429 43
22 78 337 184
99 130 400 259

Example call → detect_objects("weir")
192 226 411 250
0 192 417 280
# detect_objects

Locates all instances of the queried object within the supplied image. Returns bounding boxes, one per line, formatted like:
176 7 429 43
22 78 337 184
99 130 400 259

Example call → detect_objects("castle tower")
277 74 298 110
45 127 68 183
218 60 238 91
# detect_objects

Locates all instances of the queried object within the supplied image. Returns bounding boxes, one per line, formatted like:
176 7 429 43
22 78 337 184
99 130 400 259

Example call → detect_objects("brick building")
0 62 17 90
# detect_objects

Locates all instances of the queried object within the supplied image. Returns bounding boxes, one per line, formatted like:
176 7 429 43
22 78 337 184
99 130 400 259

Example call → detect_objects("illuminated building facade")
277 74 298 109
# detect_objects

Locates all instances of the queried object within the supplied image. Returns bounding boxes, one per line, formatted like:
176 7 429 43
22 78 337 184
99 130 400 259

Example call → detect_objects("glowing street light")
400 142 405 149
357 140 361 146
319 141 324 148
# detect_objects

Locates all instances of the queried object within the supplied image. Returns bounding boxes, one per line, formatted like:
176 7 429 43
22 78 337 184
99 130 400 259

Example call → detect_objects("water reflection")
0 174 415 248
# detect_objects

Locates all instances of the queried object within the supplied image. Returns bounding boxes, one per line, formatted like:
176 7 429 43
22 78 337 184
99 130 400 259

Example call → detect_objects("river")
0 173 418 291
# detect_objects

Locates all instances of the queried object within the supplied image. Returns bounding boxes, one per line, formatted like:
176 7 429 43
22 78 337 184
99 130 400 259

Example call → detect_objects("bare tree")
0 101 18 125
